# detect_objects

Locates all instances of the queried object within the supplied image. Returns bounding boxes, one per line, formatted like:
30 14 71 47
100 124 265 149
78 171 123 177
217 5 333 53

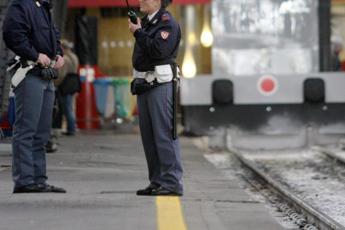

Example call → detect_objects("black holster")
130 78 158 95
171 63 179 140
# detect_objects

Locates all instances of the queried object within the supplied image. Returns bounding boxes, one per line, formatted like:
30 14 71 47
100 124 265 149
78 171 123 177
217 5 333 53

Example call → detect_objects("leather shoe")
13 184 41 194
37 184 66 193
136 183 160 196
150 186 183 196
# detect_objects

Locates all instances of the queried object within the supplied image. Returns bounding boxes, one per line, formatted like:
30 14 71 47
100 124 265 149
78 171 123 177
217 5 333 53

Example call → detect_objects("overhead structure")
68 0 210 8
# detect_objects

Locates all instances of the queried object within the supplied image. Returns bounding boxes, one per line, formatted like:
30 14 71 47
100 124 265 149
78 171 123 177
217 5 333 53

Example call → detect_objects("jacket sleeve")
54 25 64 56
134 23 176 59
2 3 39 61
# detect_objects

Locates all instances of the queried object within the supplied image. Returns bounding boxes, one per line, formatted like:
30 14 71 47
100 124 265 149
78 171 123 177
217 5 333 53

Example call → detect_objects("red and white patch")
161 31 170 40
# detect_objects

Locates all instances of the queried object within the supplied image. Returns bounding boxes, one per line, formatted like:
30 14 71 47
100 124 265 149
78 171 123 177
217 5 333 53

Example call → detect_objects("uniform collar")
148 10 159 22
146 8 166 26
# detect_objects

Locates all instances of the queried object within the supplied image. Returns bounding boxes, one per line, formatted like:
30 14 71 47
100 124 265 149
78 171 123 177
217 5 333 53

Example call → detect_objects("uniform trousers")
12 73 55 189
137 82 183 194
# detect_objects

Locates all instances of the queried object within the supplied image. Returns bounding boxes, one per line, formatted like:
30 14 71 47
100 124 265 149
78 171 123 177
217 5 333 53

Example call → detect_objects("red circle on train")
257 75 278 96
261 78 275 92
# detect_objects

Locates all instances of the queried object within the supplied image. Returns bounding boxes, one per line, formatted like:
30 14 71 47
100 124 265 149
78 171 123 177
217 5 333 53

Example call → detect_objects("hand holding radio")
125 0 138 24
128 10 138 24
128 18 141 34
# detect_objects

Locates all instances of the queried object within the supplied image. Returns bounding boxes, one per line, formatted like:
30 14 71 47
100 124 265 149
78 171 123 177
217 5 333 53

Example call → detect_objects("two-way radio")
125 0 138 24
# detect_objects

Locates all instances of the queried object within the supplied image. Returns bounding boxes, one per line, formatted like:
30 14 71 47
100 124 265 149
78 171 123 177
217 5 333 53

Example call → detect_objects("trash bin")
93 77 114 120
112 78 131 119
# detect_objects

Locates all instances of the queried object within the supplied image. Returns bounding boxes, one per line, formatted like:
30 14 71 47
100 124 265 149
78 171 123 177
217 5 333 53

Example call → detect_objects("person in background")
332 42 342 71
54 39 80 136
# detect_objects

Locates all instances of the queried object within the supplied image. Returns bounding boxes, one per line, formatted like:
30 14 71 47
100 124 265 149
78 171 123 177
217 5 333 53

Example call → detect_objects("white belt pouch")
7 57 35 88
11 65 34 87
154 64 173 83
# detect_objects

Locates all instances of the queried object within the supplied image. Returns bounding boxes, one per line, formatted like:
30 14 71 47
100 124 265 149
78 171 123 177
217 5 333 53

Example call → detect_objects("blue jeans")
12 73 55 188
62 94 76 134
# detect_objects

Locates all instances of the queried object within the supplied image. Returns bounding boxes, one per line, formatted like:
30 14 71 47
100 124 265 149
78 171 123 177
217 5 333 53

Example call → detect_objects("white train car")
180 0 345 148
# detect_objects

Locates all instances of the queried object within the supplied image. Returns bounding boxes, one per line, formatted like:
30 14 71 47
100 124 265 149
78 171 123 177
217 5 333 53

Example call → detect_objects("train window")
212 0 319 76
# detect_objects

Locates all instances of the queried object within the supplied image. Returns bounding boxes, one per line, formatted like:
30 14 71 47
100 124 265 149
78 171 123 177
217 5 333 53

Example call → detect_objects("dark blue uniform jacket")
132 8 181 72
2 0 62 62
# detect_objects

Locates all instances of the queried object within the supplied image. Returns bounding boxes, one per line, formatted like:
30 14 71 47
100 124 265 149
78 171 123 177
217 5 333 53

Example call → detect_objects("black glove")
130 78 158 95
41 67 58 80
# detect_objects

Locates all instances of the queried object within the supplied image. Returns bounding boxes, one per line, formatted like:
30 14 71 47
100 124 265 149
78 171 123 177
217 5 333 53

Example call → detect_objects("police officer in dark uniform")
129 0 183 196
2 0 66 193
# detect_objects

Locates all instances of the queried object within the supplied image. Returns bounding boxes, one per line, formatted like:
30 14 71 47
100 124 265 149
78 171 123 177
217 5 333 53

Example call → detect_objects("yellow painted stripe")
156 197 187 230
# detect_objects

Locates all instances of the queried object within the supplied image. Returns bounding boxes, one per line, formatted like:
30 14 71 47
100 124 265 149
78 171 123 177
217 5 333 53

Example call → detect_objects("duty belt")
133 69 155 83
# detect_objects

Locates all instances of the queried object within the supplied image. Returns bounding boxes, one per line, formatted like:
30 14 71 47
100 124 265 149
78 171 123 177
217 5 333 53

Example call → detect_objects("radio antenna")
124 0 138 24
125 0 131 10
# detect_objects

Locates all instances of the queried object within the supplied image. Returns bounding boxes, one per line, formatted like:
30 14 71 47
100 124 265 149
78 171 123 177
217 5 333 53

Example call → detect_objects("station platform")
0 132 285 230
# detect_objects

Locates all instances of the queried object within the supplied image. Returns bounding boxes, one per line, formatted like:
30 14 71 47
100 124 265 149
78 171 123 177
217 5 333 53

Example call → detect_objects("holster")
171 63 179 140
130 78 158 95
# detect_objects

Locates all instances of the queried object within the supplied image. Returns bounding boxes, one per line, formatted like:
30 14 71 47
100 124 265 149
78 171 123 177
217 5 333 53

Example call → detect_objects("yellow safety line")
156 197 187 230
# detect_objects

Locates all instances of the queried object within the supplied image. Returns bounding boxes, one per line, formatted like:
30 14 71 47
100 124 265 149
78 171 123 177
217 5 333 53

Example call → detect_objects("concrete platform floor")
0 132 285 230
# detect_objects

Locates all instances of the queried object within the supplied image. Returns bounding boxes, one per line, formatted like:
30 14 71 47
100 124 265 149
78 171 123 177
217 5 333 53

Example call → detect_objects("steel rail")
312 146 345 165
229 148 345 230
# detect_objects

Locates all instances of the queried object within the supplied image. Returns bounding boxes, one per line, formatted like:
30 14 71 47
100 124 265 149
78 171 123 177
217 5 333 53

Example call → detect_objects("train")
180 0 345 149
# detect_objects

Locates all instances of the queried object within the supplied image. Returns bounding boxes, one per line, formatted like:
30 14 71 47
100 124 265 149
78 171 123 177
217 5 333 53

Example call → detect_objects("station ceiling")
333 0 345 4
68 0 211 8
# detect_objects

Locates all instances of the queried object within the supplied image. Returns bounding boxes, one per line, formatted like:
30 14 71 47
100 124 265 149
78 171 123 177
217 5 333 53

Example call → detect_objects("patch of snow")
256 151 345 226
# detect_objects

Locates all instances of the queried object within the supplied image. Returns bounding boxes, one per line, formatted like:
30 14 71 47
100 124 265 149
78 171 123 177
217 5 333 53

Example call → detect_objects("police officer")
2 0 66 193
129 0 183 196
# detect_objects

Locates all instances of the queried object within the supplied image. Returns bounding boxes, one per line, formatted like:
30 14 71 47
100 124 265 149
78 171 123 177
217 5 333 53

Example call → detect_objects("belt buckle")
145 71 155 83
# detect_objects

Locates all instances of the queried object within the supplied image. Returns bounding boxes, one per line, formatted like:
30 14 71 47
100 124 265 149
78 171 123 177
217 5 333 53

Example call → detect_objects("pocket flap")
155 64 172 75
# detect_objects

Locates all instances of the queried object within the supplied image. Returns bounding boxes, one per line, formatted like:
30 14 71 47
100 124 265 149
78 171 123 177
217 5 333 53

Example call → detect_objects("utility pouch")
130 78 158 95
7 57 35 88
154 64 173 83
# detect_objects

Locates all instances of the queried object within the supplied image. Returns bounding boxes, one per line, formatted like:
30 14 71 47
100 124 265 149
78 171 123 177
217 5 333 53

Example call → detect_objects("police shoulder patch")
160 31 170 40
162 13 170 22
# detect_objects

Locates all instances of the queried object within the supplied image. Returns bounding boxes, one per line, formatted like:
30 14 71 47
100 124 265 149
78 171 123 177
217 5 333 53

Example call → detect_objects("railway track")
312 147 345 166
228 148 345 230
